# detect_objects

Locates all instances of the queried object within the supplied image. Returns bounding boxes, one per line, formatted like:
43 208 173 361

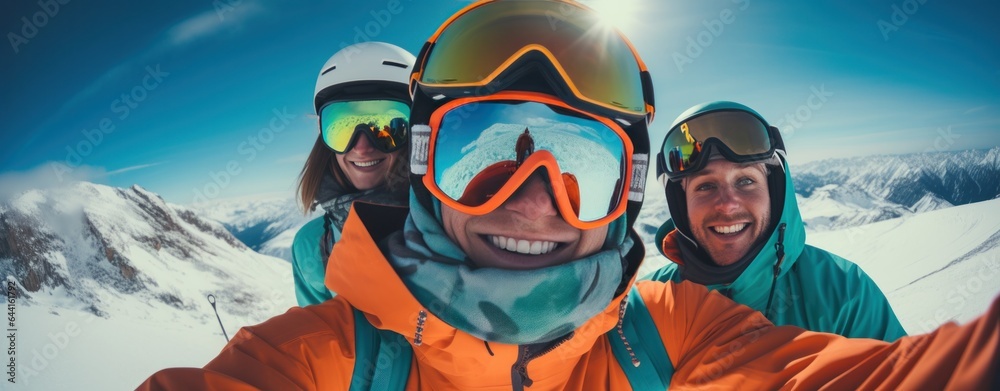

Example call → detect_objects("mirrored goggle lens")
661 110 772 174
420 0 645 115
433 100 627 222
320 100 410 153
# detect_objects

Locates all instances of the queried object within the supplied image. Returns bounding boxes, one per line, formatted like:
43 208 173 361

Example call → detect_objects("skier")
292 42 415 306
515 127 534 167
650 101 907 341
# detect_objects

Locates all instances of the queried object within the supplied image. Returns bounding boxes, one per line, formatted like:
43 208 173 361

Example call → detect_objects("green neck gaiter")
385 195 630 345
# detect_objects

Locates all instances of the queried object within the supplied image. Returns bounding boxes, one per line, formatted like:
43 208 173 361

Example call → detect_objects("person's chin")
347 167 389 189
698 235 754 266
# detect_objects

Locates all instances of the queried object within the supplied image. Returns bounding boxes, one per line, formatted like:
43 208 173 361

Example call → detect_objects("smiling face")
441 172 608 270
335 134 400 191
684 159 771 266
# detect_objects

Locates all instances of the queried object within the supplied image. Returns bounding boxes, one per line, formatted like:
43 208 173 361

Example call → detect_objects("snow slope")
2 183 296 390
808 198 1000 334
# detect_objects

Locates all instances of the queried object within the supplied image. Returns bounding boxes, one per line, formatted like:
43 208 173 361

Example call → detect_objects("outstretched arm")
641 280 998 389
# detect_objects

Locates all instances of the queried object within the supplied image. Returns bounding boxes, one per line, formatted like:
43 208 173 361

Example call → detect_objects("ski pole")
207 294 230 342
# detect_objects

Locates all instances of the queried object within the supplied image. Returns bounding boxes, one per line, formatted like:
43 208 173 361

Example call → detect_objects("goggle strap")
410 124 431 175
770 125 786 151
628 153 648 202
640 71 655 122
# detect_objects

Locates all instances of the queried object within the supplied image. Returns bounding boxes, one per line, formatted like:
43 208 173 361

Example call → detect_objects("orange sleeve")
639 280 999 389
136 298 358 391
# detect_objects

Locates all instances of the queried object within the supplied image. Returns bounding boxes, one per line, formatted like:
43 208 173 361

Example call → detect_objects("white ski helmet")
313 42 416 113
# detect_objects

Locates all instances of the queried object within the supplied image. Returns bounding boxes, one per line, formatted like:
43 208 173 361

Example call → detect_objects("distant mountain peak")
792 148 1000 231
0 182 293 322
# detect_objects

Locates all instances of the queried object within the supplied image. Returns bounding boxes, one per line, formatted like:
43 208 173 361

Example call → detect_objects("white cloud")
105 162 168 176
0 163 107 201
166 2 264 47
963 105 990 115
168 12 225 46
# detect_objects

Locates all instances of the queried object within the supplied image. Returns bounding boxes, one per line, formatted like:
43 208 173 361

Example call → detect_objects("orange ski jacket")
139 203 999 390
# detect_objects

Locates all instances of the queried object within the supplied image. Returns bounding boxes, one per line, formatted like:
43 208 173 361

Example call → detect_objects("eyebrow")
688 167 716 180
688 163 764 180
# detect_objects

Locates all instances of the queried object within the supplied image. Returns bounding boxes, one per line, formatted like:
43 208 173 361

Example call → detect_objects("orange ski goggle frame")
410 0 655 122
422 91 634 230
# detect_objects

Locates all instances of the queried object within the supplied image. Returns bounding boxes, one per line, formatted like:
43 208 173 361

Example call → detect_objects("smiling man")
652 101 907 341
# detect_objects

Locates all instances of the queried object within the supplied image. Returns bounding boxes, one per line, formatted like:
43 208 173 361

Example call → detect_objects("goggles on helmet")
319 99 410 153
411 0 654 122
422 92 633 230
656 109 785 183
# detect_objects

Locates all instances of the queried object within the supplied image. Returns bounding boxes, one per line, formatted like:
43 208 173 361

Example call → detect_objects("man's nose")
502 173 558 220
714 185 741 214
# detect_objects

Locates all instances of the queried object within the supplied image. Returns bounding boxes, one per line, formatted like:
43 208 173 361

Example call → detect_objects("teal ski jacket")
292 216 337 306
651 159 907 341
292 172 408 307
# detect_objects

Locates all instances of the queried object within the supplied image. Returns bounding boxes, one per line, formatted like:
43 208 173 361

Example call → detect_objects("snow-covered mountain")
1 182 297 389
792 147 1000 231
190 194 317 261
1 182 294 319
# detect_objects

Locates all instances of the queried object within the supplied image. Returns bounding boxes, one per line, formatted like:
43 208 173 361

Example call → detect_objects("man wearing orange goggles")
140 2 998 390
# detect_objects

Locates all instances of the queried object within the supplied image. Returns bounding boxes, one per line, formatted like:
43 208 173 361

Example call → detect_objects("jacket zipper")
510 334 574 390
764 223 787 317
511 346 532 390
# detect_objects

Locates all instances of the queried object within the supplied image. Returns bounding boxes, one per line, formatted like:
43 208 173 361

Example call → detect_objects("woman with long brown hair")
292 42 414 306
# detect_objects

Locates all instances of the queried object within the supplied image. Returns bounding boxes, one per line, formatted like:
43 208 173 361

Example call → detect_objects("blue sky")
1 0 998 205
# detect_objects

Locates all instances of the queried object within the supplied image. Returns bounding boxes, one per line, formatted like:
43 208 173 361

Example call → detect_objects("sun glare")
582 0 642 32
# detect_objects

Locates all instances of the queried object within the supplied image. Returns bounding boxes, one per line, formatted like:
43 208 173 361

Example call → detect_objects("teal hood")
654 155 806 311
651 157 906 341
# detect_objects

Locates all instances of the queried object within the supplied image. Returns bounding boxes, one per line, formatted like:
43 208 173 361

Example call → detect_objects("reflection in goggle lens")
433 100 627 222
661 110 772 175
320 100 410 153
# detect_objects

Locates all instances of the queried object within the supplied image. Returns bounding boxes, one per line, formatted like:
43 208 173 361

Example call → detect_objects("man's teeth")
353 159 384 167
489 235 557 255
713 223 748 235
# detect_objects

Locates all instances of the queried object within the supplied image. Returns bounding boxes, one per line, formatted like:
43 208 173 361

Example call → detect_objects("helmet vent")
320 65 336 75
382 60 409 69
